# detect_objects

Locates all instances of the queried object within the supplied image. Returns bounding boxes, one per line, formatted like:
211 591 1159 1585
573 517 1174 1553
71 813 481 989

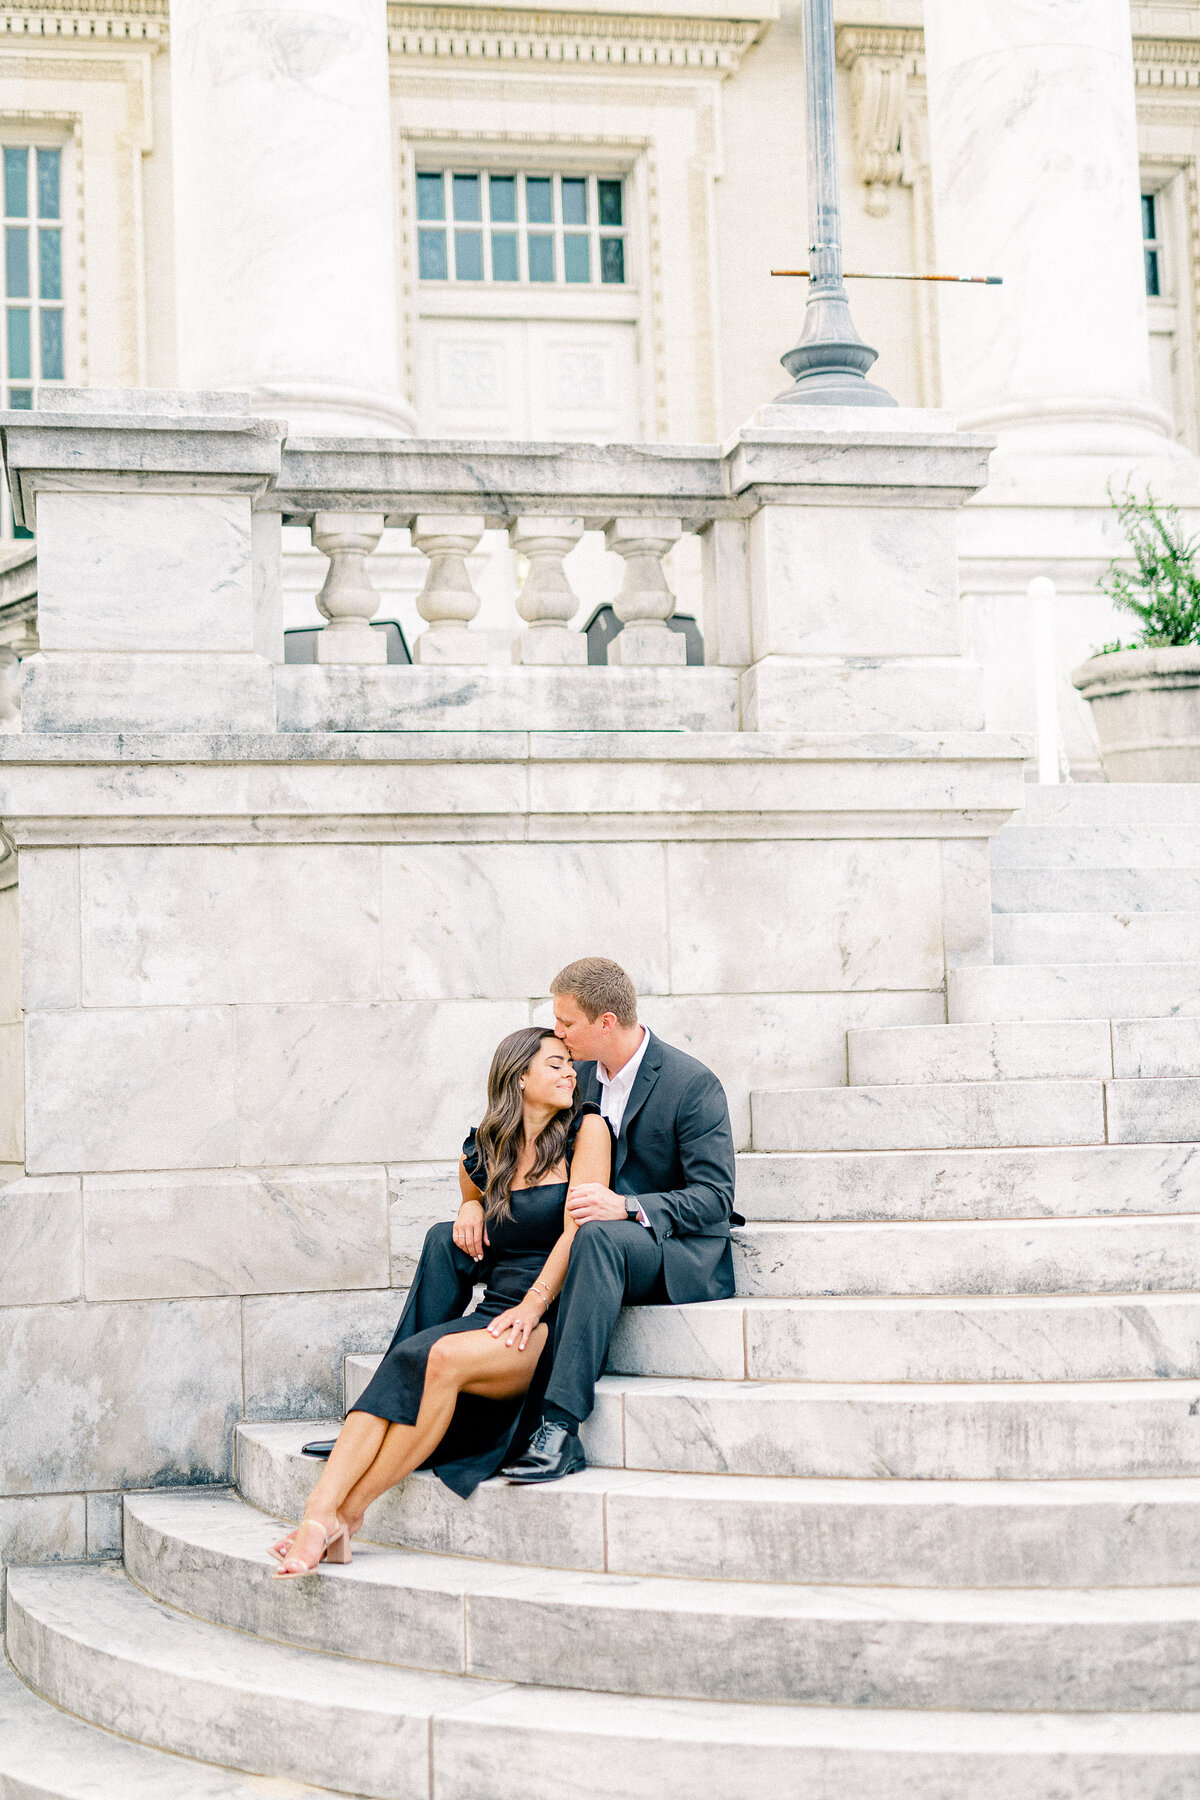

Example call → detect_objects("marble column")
170 0 413 436
922 0 1167 453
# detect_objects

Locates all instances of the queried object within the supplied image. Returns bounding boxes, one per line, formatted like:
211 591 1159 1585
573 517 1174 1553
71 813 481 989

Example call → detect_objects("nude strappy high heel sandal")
272 1517 352 1580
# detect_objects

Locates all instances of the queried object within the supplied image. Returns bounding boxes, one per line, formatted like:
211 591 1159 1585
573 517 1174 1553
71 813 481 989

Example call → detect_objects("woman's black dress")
350 1104 603 1498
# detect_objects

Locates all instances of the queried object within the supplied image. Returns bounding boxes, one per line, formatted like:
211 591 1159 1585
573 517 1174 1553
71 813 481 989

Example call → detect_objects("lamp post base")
773 371 900 407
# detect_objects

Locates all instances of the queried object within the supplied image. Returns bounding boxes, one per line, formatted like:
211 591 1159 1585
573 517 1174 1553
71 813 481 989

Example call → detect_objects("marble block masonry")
0 385 1026 1534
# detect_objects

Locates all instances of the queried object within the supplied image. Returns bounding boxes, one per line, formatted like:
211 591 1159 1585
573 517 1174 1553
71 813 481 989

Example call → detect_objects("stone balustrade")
0 390 997 736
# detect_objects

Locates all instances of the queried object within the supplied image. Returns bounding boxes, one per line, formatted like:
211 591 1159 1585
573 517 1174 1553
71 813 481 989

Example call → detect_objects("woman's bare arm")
489 1113 613 1347
453 1156 488 1261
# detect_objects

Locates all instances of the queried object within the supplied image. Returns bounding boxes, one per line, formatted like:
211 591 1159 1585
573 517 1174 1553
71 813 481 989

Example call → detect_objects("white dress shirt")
597 1025 650 1136
597 1027 652 1226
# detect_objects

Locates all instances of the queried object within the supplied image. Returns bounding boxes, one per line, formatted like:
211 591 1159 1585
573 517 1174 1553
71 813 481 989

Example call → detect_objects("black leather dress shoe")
500 1419 586 1483
301 1440 336 1458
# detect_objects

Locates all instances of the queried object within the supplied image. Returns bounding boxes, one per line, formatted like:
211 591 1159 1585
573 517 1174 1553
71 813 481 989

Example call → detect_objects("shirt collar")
597 1025 649 1090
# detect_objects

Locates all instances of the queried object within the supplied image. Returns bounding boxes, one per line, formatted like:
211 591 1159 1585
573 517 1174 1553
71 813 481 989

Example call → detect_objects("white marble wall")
17 836 950 1177
0 809 963 1505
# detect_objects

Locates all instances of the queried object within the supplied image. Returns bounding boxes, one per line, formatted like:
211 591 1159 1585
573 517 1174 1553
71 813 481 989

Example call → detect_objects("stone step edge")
126 1488 1200 1627
236 1420 1200 1513
0 1655 334 1800
9 1565 1200 1769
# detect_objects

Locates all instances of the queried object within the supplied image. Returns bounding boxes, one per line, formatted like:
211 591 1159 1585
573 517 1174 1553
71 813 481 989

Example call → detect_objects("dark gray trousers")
544 1219 668 1423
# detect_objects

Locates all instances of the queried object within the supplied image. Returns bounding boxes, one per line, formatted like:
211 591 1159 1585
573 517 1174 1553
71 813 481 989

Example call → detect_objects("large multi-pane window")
417 170 627 287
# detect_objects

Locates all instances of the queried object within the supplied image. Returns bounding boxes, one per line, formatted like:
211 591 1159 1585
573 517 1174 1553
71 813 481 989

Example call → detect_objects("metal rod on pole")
775 0 897 407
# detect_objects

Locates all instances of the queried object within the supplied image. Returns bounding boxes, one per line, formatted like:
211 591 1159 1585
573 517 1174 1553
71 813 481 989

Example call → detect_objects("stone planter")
1072 645 1200 781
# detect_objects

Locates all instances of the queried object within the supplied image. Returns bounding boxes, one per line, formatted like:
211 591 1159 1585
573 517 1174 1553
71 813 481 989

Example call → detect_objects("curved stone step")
123 1488 1200 1713
344 1291 1200 1388
259 1376 1200 1481
237 1420 1200 1588
752 1078 1106 1152
949 963 1200 1024
0 1655 329 1800
847 1020 1115 1086
600 1374 1200 1479
995 912 1200 967
736 1144 1200 1224
9 1567 1200 1800
5 1562 488 1799
734 1217 1200 1299
992 867 1200 914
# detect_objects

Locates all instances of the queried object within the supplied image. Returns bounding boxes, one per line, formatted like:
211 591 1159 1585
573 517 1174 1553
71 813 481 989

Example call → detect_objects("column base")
314 625 387 666
513 628 587 667
414 628 491 666
607 624 687 668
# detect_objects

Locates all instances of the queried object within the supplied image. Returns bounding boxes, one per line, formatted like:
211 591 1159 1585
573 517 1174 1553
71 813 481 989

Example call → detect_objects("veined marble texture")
21 652 276 735
80 844 382 1008
747 506 961 660
665 840 944 995
0 1494 86 1571
0 1175 80 1305
36 494 255 654
634 991 945 1149
25 1006 237 1175
83 1166 390 1302
19 848 79 1011
381 842 669 1001
235 998 525 1165
241 1286 406 1421
0 1296 242 1492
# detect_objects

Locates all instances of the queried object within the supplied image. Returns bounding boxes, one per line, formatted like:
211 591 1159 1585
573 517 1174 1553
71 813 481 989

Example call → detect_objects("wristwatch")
624 1197 641 1223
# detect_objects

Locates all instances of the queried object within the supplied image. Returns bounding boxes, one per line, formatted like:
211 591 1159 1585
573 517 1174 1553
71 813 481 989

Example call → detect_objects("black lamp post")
777 0 898 406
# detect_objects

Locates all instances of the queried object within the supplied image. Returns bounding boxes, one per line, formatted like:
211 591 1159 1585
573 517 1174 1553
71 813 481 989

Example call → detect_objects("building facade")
0 0 1198 758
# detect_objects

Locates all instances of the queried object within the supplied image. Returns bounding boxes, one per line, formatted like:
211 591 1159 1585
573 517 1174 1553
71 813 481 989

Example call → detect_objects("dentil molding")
0 1 166 42
386 2 770 72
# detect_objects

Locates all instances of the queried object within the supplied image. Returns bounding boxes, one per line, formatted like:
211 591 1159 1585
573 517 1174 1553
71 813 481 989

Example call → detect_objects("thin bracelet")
530 1281 554 1304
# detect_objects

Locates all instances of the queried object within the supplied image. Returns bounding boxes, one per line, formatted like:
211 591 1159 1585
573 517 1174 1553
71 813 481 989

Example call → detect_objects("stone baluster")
510 516 586 665
411 515 489 664
312 512 387 665
604 516 685 666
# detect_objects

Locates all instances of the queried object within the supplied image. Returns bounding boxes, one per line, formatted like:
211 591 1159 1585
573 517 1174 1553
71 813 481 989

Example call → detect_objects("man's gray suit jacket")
575 1034 738 1304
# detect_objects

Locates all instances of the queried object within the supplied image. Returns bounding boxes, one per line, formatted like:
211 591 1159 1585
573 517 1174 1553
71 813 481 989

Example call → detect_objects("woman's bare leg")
269 1411 389 1565
339 1325 548 1530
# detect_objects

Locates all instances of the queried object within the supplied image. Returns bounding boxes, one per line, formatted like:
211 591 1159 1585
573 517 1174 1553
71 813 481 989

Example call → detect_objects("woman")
271 1025 611 1578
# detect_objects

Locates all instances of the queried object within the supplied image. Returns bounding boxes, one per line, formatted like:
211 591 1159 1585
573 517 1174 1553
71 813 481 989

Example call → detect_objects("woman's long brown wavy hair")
474 1027 578 1224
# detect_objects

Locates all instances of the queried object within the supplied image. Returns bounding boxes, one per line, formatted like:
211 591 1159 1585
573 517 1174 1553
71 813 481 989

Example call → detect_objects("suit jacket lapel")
615 1037 663 1176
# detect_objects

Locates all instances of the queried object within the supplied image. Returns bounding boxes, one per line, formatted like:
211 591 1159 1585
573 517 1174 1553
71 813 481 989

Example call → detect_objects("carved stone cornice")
0 2 166 43
1136 37 1200 83
835 25 923 68
836 25 924 217
386 2 769 72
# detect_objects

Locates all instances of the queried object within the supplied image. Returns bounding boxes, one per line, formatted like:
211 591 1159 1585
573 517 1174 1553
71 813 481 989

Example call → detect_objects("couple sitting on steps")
271 955 739 1579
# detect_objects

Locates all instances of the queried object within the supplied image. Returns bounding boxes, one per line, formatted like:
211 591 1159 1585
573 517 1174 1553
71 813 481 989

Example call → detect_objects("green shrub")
1097 486 1200 654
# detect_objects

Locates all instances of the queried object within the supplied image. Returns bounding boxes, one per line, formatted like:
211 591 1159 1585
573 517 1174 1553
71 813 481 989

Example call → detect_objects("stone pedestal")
169 0 412 437
731 405 990 733
6 391 282 733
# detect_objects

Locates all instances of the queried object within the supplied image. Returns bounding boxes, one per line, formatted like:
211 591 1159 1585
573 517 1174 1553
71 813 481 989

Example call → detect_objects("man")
501 955 738 1483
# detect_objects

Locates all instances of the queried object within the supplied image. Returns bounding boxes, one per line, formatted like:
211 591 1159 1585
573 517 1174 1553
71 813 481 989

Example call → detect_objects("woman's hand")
486 1298 545 1351
453 1199 489 1261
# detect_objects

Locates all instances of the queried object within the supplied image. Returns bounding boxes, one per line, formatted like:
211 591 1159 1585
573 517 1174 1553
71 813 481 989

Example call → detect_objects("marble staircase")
6 784 1200 1796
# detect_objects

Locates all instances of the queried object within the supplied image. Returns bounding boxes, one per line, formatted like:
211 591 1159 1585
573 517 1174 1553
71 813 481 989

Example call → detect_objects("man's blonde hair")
550 957 638 1028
